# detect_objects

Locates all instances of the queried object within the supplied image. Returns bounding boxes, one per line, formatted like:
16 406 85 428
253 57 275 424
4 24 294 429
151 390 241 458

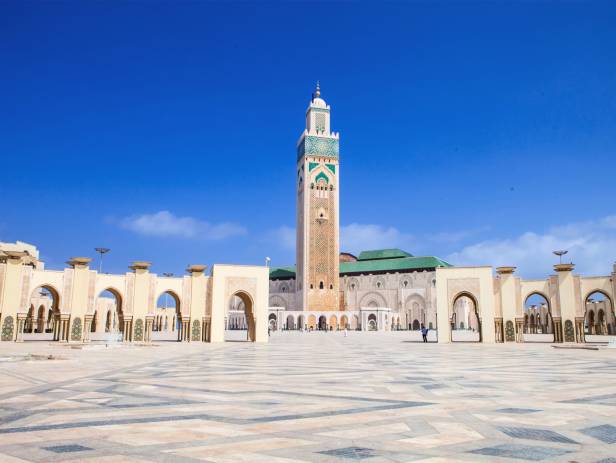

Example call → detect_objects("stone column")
15 313 27 342
493 318 504 343
202 317 210 342
145 315 154 343
515 318 524 342
496 267 517 343
554 264 577 343
0 251 28 342
83 314 94 342
58 314 70 342
128 261 152 343
182 318 190 342
553 317 563 343
575 317 585 343
122 315 133 342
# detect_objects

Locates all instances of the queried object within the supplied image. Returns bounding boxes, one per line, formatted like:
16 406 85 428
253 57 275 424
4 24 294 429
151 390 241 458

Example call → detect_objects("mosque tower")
296 83 340 312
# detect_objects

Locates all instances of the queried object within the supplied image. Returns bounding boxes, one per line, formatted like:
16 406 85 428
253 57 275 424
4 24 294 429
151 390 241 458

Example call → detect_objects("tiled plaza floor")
0 331 615 462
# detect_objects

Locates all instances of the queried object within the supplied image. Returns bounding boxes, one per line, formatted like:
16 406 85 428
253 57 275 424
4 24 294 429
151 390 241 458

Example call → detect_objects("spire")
315 80 320 98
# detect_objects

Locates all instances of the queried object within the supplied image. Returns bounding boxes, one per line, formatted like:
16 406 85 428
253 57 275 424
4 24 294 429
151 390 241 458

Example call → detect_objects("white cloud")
118 210 246 240
341 223 415 255
447 215 616 277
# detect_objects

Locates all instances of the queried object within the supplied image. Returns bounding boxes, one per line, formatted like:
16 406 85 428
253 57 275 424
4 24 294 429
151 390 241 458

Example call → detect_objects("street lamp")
94 247 110 273
553 250 568 264
265 257 271 268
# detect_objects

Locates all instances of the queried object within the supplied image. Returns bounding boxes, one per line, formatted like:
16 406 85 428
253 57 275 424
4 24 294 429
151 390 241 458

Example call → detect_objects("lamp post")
94 248 110 274
553 250 568 264
265 257 271 268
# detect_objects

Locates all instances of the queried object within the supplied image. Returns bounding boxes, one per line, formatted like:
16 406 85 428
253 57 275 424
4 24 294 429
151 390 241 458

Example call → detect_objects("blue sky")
1 2 615 278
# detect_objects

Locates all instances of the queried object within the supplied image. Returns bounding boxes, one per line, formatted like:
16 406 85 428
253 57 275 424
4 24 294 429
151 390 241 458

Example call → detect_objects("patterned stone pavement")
0 331 615 462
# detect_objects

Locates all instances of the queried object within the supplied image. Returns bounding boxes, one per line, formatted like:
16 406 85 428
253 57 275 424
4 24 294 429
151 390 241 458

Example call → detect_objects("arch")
359 292 387 309
228 291 256 342
26 285 61 339
340 315 348 330
269 295 287 309
307 314 316 330
318 315 327 331
522 291 554 341
450 292 481 342
584 290 615 338
412 319 420 330
268 313 277 331
297 314 305 330
286 314 295 330
95 288 124 339
367 313 377 331
329 314 337 331
155 290 182 341
315 171 329 185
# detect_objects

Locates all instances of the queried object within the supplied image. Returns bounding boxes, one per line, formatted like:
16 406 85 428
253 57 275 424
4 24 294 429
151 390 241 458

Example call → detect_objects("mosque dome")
311 96 327 108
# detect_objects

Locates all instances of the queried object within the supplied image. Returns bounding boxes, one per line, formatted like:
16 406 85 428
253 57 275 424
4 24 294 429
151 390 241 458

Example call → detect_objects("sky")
1 1 615 279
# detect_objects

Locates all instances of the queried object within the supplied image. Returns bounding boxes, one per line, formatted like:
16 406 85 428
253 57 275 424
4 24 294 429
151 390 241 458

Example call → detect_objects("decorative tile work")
133 318 144 341
43 444 92 453
70 317 82 341
318 447 378 460
506 320 515 341
580 424 616 444
564 320 575 342
1 315 14 341
496 408 541 414
498 426 577 444
469 443 572 461
298 135 339 159
1 334 615 463
191 319 201 341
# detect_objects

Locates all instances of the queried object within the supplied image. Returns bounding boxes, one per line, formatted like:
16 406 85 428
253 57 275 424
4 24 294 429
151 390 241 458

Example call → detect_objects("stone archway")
229 291 256 342
268 313 277 331
24 285 61 341
451 292 481 342
584 290 615 340
522 292 554 343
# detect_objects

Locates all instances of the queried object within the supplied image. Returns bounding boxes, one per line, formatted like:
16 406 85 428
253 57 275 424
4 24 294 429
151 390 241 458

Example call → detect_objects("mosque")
1 86 615 344
258 84 616 343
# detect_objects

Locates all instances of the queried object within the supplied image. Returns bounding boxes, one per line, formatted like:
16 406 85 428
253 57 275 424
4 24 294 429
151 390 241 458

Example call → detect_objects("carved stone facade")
296 83 340 312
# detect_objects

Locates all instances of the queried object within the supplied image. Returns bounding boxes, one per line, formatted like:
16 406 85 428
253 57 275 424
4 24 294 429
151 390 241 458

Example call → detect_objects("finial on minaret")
315 80 321 98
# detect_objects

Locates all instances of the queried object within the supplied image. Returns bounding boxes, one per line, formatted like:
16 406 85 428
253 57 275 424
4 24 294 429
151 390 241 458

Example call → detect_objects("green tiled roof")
269 255 451 279
340 256 451 274
357 248 413 261
269 266 296 279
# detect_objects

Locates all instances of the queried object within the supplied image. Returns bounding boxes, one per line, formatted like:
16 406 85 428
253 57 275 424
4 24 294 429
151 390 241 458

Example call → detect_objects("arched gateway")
0 254 269 344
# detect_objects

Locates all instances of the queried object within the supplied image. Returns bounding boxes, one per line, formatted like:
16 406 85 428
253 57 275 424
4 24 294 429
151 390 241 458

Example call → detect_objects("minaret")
296 82 340 312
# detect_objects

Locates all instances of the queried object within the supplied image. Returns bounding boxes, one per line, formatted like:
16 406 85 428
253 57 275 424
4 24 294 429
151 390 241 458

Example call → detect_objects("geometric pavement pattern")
0 331 615 462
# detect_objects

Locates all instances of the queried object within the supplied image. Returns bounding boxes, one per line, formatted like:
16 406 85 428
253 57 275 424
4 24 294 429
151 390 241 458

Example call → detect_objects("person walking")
421 324 428 343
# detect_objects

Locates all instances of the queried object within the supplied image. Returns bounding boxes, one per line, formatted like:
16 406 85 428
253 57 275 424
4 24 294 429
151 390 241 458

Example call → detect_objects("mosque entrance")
367 314 377 331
